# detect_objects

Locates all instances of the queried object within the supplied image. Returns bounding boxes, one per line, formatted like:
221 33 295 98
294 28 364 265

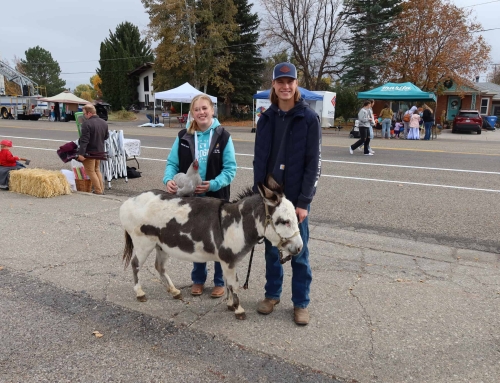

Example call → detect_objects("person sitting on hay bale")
0 139 30 190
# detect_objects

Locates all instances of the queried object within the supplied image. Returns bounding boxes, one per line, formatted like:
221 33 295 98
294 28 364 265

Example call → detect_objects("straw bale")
9 168 72 198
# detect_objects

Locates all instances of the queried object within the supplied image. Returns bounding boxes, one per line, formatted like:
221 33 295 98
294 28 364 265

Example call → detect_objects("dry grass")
108 110 137 121
9 169 71 198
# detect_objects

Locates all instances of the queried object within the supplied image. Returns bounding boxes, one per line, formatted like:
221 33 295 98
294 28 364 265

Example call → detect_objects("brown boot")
293 307 309 325
211 286 225 298
191 284 204 296
257 298 280 315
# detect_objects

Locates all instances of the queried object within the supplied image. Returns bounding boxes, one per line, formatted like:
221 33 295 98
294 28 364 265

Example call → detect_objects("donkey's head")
257 175 303 257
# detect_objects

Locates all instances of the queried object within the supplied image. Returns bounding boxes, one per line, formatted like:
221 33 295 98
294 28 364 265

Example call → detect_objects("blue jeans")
263 206 311 308
382 118 391 138
192 262 224 286
424 122 433 140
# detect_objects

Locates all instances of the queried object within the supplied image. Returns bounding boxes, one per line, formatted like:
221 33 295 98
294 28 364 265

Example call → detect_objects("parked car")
95 103 109 121
452 110 482 135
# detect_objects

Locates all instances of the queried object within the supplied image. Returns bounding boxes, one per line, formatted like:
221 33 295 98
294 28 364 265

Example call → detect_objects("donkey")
120 175 303 320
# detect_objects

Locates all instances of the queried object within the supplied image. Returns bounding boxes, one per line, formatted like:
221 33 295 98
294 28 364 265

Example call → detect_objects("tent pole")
252 99 255 131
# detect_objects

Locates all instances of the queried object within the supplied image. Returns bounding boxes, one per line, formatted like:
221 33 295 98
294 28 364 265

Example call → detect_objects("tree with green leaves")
340 0 402 90
18 46 66 96
330 83 361 120
142 0 238 98
98 21 154 110
207 0 264 106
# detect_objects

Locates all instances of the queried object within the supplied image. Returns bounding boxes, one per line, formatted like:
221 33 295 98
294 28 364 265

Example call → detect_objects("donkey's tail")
123 231 134 270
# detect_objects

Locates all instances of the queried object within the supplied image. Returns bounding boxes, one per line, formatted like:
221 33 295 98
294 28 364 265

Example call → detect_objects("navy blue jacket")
253 99 321 209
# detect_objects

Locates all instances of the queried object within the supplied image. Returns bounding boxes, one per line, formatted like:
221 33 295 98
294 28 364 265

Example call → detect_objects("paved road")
2 118 500 252
1 118 499 382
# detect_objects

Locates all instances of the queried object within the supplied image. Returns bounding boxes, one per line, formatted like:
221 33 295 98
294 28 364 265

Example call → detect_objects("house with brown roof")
435 80 500 125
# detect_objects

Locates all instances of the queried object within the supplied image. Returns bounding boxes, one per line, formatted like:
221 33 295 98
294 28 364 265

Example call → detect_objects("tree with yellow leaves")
90 74 102 99
380 0 491 91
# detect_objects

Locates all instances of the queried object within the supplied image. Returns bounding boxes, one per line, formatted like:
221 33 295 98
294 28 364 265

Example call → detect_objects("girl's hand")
195 181 210 194
166 180 177 194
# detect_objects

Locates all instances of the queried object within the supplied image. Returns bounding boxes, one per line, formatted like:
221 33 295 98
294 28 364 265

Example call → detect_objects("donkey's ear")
265 174 283 194
257 182 281 207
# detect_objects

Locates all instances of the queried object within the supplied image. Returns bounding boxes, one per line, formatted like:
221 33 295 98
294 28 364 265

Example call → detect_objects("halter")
263 203 300 264
243 201 301 290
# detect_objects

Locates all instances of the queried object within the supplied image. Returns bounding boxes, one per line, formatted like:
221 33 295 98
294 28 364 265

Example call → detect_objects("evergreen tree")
98 22 154 110
19 46 66 96
341 0 402 90
208 0 264 106
143 0 238 96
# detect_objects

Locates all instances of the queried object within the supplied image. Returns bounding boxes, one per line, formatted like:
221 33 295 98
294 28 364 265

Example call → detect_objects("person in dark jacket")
253 62 321 325
163 94 237 299
77 104 109 195
422 104 434 140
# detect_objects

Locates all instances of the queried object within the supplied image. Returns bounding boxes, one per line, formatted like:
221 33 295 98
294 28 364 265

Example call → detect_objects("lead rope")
243 238 264 290
242 246 255 290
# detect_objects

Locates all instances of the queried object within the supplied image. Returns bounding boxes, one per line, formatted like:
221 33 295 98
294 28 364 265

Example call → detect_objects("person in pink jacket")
408 111 421 140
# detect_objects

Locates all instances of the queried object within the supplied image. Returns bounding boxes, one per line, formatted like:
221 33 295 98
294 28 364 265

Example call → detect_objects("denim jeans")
403 122 409 138
424 122 433 140
191 262 224 286
263 206 312 308
382 118 391 138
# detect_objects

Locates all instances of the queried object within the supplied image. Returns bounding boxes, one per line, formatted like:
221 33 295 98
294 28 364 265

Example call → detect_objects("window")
144 94 149 106
480 98 489 115
144 76 149 92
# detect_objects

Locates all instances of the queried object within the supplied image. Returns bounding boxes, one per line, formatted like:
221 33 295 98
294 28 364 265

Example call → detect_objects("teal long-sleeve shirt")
163 122 237 193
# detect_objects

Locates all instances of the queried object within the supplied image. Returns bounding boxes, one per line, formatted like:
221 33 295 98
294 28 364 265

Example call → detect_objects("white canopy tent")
138 82 217 128
155 82 217 103
154 82 217 119
39 91 89 104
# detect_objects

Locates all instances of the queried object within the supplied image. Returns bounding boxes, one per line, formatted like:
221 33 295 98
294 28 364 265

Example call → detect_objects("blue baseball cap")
273 62 297 80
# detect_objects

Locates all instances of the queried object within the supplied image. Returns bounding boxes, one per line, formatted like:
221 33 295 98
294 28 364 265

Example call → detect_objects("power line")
462 0 500 7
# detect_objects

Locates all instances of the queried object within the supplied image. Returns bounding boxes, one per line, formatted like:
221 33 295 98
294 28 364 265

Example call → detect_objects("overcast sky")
0 0 498 91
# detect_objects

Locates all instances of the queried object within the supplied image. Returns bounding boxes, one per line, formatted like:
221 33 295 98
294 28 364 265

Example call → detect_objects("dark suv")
452 110 482 135
95 103 109 121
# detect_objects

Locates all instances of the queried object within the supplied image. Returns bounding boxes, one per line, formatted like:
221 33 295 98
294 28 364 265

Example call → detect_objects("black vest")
177 126 231 201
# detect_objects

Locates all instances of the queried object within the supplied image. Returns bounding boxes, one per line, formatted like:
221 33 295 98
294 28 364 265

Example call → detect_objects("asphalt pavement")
1 174 499 382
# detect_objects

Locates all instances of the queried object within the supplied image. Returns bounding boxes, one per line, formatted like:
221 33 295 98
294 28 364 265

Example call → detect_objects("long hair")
270 82 301 105
187 94 214 135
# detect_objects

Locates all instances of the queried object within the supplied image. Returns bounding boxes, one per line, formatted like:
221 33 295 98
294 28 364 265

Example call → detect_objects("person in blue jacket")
163 94 237 298
253 62 322 325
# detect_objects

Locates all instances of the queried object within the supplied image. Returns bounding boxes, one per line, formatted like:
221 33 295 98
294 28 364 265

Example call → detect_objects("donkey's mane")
230 187 256 203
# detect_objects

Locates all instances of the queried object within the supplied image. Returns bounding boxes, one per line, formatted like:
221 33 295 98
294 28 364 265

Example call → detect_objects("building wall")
137 68 155 108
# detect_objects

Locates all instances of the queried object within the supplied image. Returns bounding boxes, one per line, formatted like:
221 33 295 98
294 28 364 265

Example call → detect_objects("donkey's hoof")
137 295 147 302
173 293 182 300
235 312 246 320
227 305 235 311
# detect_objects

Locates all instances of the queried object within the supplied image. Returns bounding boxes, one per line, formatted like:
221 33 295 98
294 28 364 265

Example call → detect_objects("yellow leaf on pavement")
92 331 104 338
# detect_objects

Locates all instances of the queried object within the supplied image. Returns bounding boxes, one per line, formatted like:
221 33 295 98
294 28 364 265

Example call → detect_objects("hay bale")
9 168 72 198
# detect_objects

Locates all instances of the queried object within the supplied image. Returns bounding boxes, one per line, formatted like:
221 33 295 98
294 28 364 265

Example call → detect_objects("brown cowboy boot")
293 307 309 325
257 298 280 314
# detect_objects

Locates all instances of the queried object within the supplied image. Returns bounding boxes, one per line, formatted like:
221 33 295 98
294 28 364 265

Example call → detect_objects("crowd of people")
384 104 435 141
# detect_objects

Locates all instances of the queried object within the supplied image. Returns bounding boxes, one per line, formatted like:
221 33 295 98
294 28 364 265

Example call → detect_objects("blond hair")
82 104 96 115
270 82 301 105
187 94 214 135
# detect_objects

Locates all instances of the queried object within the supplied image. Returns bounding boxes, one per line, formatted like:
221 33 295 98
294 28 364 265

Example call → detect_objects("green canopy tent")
357 82 436 101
